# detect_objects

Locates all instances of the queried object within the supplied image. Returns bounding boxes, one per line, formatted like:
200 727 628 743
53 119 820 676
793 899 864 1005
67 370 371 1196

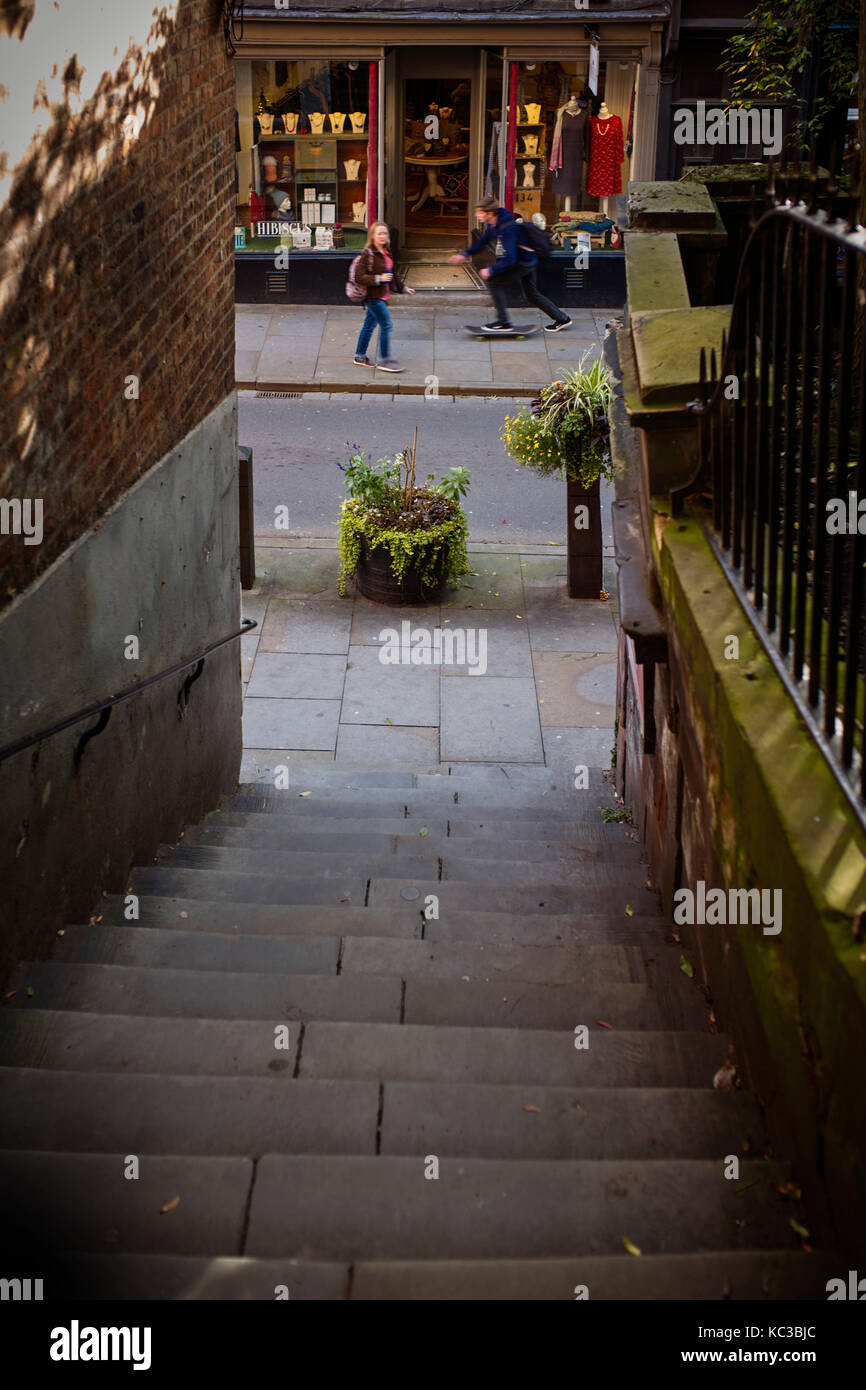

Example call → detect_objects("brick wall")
0 0 235 606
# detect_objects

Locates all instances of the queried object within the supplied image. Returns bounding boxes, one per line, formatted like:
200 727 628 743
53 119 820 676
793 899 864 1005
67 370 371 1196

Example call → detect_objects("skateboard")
464 324 541 340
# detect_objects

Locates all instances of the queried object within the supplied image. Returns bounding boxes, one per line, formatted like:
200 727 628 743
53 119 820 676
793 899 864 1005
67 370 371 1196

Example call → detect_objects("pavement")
240 543 620 778
236 301 614 396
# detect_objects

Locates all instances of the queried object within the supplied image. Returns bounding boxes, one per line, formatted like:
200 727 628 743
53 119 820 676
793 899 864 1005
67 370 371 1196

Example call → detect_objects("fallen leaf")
515 614 522 619
623 1236 642 1256
599 590 609 600
789 1218 810 1240
4 990 16 1000
625 904 633 917
57 929 65 937
523 1104 541 1113
160 1196 180 1215
419 828 429 837
385 718 392 726
680 954 694 979
298 791 312 797
340 895 351 902
596 1020 612 1029
179 911 188 919
713 1061 738 1091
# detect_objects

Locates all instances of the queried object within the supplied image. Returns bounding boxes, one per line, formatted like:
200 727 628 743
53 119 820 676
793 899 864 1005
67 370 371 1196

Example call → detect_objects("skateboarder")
449 196 572 334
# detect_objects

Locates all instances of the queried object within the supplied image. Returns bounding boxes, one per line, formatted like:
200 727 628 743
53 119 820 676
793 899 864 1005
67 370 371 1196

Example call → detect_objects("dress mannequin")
587 101 624 217
522 162 536 188
549 94 590 212
329 112 347 133
349 112 366 133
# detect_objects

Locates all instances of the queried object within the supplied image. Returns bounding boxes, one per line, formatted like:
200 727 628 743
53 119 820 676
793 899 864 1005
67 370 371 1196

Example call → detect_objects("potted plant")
337 429 471 604
501 352 613 598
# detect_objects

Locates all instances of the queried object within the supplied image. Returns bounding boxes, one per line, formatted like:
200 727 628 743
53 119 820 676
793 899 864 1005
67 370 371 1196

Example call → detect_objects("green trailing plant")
337 431 471 595
500 352 613 488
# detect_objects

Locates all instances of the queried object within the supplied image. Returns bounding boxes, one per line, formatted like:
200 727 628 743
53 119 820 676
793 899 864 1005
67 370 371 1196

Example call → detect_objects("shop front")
233 7 669 305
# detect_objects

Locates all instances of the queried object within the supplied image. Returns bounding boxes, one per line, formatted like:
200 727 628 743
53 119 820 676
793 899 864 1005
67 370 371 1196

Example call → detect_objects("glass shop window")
234 59 371 253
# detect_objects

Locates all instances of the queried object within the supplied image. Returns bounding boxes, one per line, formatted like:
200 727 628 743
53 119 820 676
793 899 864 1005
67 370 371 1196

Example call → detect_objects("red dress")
586 114 624 197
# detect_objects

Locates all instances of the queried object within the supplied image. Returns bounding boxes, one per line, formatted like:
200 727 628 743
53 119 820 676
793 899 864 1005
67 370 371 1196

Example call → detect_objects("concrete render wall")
614 512 866 1258
0 396 242 984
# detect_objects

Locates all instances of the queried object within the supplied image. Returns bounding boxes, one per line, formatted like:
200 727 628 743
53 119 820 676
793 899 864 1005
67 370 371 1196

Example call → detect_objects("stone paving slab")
342 644 440 726
243 696 341 751
335 723 440 767
246 652 347 701
532 652 617 728
441 675 543 763
260 598 352 654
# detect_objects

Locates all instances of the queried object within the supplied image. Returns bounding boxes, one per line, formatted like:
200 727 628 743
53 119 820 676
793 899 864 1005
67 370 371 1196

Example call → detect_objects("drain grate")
255 391 303 398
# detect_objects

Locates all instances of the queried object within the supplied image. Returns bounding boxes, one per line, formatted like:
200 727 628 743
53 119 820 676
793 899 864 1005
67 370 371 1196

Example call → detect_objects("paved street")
237 301 612 395
239 392 616 546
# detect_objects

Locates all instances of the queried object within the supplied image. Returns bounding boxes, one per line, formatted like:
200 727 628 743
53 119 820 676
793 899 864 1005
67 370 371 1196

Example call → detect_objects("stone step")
9 959 685 1032
46 1248 840 1300
0 1069 757 1162
243 1154 797 1260
0 1069 379 1155
7 962 401 1022
186 822 642 863
158 843 650 890
0 1014 728 1086
52 925 342 974
54 925 661 987
93 895 666 945
127 867 659 916
298 1022 731 1088
0 1150 250 1258
228 788 589 816
202 808 632 844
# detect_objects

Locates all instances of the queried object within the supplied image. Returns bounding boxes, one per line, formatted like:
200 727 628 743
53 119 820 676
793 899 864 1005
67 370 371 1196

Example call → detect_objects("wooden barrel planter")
566 475 603 599
355 533 448 605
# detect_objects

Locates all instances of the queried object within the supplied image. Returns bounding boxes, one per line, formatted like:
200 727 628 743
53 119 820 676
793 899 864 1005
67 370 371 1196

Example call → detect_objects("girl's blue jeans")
356 297 392 360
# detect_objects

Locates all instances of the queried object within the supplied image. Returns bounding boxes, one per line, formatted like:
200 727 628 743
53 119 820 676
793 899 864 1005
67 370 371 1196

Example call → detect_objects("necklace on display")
596 119 612 135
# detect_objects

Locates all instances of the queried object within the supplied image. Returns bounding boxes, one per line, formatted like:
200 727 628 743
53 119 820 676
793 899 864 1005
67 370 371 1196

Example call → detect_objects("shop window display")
234 59 372 253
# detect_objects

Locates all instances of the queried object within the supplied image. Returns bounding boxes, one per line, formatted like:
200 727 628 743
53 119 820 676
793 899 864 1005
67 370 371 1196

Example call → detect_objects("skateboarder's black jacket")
462 208 536 279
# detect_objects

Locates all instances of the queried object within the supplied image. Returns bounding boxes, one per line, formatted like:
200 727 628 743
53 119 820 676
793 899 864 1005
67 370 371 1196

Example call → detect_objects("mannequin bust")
258 112 275 135
598 102 611 120
566 96 580 114
522 162 536 188
352 200 366 223
349 112 366 133
343 158 361 180
329 112 347 133
523 101 541 124
308 112 326 134
522 134 538 156
283 113 298 134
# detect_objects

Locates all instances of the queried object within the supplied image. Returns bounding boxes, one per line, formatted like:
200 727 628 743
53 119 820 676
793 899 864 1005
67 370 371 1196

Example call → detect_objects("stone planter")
566 475 603 599
355 533 448 605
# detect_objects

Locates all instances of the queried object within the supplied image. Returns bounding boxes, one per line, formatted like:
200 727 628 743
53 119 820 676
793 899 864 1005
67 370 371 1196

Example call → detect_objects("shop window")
234 59 372 253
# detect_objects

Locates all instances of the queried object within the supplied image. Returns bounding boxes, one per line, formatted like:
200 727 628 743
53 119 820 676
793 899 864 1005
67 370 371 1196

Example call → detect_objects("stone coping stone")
627 180 717 230
631 305 731 408
624 233 690 315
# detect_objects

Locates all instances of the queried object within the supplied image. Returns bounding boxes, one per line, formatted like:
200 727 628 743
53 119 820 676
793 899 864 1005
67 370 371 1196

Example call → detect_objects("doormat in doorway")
402 262 478 290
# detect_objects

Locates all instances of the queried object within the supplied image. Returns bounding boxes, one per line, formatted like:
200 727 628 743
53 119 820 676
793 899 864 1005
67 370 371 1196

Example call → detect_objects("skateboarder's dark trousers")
488 265 568 327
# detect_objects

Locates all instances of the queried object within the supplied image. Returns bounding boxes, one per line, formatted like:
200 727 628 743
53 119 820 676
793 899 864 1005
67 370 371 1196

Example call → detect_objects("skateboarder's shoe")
481 321 512 333
544 317 573 333
354 354 372 366
378 359 404 373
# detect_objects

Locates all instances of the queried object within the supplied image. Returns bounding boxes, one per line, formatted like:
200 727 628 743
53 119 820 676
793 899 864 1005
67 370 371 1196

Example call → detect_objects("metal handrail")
0 619 258 765
672 167 866 815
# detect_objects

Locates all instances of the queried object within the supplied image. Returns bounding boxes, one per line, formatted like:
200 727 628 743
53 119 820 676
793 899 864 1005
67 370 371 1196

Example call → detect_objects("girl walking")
353 222 414 373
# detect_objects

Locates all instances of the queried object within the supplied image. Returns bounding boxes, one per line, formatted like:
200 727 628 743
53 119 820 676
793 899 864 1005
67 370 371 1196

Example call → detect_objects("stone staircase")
0 765 838 1299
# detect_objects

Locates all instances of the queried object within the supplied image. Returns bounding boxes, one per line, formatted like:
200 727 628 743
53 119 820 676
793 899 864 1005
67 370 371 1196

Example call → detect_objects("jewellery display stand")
329 113 347 133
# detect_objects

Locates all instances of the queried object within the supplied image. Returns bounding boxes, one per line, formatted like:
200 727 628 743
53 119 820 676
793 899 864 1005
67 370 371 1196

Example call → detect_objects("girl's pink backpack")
345 248 371 303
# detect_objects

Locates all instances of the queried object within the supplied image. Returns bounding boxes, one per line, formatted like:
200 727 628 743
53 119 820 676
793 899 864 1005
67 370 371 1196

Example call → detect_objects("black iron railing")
0 619 257 766
674 169 866 814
